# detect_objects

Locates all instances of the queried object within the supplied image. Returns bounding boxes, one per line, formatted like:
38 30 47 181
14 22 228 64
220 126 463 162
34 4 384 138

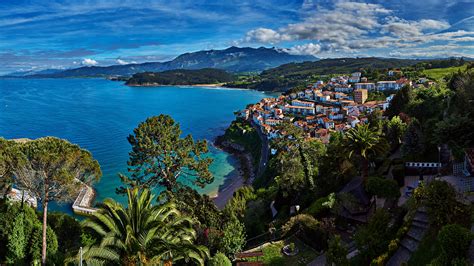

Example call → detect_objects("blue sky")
0 0 473 74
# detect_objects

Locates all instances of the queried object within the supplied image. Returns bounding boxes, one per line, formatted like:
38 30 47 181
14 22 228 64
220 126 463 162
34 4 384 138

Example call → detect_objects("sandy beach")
212 139 255 209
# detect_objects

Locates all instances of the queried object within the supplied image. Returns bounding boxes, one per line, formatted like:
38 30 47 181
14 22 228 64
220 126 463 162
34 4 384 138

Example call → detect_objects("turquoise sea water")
0 78 272 213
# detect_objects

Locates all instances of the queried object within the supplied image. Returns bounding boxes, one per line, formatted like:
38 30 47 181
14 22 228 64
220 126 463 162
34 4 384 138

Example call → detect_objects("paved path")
251 121 269 179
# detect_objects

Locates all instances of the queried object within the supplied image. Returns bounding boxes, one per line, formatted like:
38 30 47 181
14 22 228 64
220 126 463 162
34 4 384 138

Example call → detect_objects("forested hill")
125 68 236 86
260 57 421 77
225 57 424 91
226 57 473 91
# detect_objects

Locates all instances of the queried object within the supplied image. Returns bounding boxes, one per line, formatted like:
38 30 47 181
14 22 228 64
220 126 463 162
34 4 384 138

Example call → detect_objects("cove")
0 78 274 213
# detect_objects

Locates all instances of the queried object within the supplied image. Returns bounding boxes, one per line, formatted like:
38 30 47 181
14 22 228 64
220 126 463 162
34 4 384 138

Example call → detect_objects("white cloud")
241 1 473 57
116 58 128 65
245 28 290 43
285 43 321 56
244 2 392 45
81 58 98 66
383 17 450 37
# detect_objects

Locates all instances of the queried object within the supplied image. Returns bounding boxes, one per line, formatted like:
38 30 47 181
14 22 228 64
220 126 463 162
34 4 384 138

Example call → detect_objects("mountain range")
9 47 316 78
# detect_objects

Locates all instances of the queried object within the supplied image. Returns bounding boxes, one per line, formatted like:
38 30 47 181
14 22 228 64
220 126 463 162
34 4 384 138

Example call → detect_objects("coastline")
126 82 227 87
212 136 255 209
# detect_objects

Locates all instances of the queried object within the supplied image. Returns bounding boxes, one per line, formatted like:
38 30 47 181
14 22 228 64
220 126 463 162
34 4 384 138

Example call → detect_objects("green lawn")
422 65 468 81
246 237 319 266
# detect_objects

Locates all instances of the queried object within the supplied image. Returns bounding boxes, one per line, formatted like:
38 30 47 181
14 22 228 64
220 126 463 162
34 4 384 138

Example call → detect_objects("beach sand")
211 141 255 209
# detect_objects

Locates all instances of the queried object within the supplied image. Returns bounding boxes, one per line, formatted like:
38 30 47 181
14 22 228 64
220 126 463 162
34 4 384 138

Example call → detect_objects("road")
251 121 269 181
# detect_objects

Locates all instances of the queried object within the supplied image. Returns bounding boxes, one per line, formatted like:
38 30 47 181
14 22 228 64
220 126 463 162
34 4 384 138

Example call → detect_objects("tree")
345 124 387 179
326 235 349 266
366 176 400 208
221 216 246 257
80 188 209 265
272 123 326 197
29 225 58 263
11 137 101 265
384 116 407 150
385 85 412 118
119 115 213 193
401 118 424 159
0 138 21 197
437 224 472 263
6 214 26 263
424 180 469 227
354 210 391 262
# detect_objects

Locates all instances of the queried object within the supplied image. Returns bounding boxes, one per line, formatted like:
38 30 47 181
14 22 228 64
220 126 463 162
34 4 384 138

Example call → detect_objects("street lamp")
437 145 441 177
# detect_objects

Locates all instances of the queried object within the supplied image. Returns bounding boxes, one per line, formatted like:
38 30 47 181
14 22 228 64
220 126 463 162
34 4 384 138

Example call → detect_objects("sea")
0 78 274 213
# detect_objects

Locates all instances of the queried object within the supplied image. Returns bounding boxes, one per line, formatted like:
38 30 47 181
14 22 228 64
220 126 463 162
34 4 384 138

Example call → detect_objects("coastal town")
239 71 418 144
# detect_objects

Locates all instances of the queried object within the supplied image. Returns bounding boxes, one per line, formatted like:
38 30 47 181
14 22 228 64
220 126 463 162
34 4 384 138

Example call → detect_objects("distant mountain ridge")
16 47 316 78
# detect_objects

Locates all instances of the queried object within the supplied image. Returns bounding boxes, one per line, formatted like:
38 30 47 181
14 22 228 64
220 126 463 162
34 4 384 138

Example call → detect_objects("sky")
0 0 473 74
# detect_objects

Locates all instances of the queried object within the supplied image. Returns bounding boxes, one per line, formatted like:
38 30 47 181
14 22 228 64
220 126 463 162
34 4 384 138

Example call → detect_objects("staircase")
386 207 429 266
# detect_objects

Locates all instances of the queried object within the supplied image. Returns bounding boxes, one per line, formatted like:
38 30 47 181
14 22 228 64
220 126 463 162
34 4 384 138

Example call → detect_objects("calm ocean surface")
0 78 273 213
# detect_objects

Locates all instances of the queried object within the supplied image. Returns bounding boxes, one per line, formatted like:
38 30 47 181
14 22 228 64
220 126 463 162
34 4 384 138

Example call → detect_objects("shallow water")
0 78 273 213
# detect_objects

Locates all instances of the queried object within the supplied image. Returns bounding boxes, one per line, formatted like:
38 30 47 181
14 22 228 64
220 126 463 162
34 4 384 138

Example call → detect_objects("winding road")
251 121 270 181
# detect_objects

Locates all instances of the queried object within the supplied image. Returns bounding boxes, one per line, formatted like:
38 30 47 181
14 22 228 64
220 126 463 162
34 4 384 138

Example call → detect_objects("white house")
291 99 315 108
376 81 401 91
355 83 376 91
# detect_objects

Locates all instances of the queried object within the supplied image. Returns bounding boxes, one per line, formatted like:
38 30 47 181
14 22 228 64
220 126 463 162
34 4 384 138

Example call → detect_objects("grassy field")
423 64 468 81
246 237 319 266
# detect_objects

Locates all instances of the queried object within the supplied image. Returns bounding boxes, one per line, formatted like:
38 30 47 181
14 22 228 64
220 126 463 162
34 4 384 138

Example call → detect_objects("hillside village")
239 70 424 144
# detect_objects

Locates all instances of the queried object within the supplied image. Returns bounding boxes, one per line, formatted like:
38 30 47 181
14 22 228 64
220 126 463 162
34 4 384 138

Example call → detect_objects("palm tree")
345 124 387 179
78 188 209 265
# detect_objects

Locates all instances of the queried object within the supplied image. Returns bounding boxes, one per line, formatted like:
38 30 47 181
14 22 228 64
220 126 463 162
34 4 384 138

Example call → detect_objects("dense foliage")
79 188 209 265
126 68 236 86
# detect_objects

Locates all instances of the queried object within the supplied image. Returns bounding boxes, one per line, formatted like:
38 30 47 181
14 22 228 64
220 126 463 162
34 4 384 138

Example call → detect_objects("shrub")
306 196 330 217
221 217 246 257
208 252 231 266
29 224 58 263
282 214 328 250
326 235 349 266
391 165 405 186
437 224 472 261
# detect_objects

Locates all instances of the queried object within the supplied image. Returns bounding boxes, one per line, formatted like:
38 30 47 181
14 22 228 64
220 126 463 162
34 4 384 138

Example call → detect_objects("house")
2 188 37 208
253 114 263 125
355 83 376 91
334 85 353 93
291 99 315 108
265 119 282 126
323 118 335 129
352 72 362 77
238 109 250 120
337 177 375 223
464 148 474 176
347 116 360 128
306 115 317 123
376 81 401 91
348 76 360 83
329 112 344 120
285 105 316 115
354 89 368 104
388 70 402 76
396 78 412 88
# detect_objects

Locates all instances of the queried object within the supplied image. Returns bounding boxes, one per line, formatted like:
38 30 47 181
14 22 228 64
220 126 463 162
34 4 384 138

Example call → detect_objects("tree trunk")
41 199 48 266
362 158 369 180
